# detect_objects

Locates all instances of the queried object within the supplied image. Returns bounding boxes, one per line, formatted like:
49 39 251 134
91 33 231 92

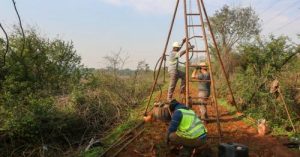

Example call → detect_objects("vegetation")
232 36 300 135
210 5 261 77
0 3 299 157
0 27 153 156
211 24 300 136
207 6 300 135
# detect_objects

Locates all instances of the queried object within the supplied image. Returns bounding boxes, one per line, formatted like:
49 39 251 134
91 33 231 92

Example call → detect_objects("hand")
189 45 195 49
182 38 187 43
143 114 152 122
143 113 152 123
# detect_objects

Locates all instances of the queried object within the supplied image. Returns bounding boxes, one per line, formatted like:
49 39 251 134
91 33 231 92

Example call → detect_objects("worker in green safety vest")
166 99 207 157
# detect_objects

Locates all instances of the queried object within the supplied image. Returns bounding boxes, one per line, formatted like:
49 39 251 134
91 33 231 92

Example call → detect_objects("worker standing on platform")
167 38 194 101
191 62 211 120
166 99 207 157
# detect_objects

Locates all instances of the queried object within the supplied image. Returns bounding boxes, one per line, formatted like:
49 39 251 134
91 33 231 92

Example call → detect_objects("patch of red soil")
119 87 300 157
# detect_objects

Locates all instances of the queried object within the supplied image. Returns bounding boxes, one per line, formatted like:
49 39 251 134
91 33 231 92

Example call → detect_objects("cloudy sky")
0 0 299 69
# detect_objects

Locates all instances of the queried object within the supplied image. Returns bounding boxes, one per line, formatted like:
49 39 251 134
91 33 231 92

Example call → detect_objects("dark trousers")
169 133 206 157
169 132 206 148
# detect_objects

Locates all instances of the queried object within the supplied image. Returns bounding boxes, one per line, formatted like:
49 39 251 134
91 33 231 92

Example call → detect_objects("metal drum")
152 102 171 122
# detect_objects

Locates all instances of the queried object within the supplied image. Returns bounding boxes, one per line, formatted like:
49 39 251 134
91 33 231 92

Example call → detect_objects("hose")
152 56 164 102
178 42 195 64
153 56 163 81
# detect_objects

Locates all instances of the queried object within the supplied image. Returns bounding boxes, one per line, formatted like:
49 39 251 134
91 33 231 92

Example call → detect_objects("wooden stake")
278 88 296 133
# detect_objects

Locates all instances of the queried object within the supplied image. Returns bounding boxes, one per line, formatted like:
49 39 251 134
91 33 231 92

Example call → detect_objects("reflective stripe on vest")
176 109 207 139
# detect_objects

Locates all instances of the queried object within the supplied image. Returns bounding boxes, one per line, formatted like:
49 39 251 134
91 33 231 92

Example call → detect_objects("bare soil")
118 88 300 157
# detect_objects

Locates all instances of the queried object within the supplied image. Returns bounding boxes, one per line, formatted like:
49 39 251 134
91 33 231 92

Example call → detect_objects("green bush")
226 36 300 133
0 27 152 156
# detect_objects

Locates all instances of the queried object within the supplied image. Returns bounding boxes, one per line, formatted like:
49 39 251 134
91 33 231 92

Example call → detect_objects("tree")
0 27 83 103
210 5 260 76
103 48 129 76
234 36 299 109
136 60 150 72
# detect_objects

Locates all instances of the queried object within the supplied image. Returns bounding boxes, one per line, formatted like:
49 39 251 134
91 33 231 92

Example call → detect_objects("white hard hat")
199 62 207 67
172 42 181 48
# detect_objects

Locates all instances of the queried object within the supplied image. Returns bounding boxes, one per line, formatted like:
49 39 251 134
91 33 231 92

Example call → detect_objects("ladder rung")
187 25 202 27
201 118 217 121
187 13 200 16
189 79 211 82
190 50 206 53
189 36 203 39
190 96 210 99
192 102 209 105
189 64 202 67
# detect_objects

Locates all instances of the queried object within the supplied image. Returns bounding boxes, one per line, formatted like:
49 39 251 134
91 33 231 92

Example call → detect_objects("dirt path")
118 88 300 157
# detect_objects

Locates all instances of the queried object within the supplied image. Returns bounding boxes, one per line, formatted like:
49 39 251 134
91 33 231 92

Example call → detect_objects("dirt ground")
118 88 300 157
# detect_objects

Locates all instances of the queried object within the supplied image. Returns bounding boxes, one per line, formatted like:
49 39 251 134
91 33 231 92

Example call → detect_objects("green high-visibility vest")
176 109 207 139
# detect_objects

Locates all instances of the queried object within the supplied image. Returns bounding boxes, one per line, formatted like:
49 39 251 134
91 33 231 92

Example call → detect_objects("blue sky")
0 0 299 69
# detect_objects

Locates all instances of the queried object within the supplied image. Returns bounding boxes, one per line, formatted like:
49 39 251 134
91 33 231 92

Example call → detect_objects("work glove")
182 38 187 43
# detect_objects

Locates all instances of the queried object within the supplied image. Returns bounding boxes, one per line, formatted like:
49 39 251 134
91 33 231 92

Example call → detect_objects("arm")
191 69 198 79
177 38 187 56
179 45 195 57
168 110 183 134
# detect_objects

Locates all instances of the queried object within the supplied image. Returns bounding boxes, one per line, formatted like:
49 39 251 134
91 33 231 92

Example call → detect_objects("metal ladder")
182 0 222 137
144 0 239 139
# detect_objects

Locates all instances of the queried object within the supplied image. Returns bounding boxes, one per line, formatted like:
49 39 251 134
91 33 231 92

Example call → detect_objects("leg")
198 91 209 120
177 70 186 94
199 105 208 120
168 133 193 157
193 105 201 117
169 133 206 147
179 146 193 157
167 72 179 101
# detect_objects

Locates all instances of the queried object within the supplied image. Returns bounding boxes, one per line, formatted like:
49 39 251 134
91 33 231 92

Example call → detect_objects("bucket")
218 143 249 157
152 102 171 122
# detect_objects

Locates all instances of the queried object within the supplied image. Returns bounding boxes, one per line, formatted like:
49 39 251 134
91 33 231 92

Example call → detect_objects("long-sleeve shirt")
168 49 186 73
167 104 188 135
168 51 180 73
